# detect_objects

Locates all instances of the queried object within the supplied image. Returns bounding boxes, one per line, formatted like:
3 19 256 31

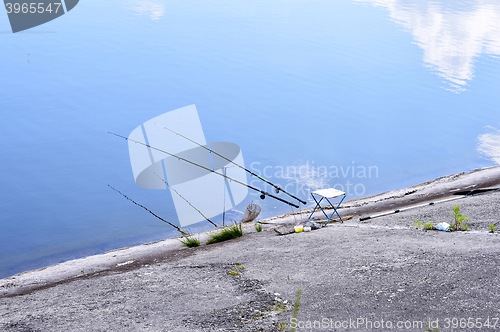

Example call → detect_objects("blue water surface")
1 0 499 278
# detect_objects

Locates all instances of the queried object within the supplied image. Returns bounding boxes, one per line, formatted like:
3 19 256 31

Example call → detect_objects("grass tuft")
206 222 244 244
255 223 263 232
179 236 201 248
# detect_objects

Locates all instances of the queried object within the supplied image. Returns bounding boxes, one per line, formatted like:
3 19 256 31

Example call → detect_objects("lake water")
1 0 499 279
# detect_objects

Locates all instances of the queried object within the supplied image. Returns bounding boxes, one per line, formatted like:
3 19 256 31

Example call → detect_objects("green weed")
451 205 469 231
290 286 302 332
423 222 436 230
228 265 245 276
424 323 439 332
490 223 496 233
255 223 263 232
268 302 288 313
206 222 244 244
413 220 423 229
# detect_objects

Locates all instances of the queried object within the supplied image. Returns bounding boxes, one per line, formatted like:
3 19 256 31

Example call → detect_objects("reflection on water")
129 0 165 20
355 0 500 92
478 127 500 165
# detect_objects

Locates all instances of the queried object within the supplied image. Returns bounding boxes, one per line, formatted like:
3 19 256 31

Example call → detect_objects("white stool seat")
308 188 346 225
311 188 345 199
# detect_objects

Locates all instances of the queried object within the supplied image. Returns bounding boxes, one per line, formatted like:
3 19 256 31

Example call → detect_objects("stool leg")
324 195 346 226
334 195 346 222
316 197 330 219
324 197 336 225
313 196 328 222
308 196 328 221
308 195 322 221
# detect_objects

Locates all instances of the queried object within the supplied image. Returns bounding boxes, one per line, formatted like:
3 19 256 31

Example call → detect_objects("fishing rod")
108 185 188 236
155 123 307 205
153 172 218 227
109 132 300 208
359 188 498 221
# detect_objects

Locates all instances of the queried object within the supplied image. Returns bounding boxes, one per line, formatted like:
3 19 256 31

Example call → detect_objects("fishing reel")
260 194 266 200
274 185 281 194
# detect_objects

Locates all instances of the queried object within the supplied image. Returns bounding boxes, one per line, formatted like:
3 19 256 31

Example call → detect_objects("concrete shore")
1 167 500 331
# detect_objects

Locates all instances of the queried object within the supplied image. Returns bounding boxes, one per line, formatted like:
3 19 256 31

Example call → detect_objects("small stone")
273 225 295 235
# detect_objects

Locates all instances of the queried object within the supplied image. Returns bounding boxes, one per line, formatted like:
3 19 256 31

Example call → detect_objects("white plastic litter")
435 222 451 232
